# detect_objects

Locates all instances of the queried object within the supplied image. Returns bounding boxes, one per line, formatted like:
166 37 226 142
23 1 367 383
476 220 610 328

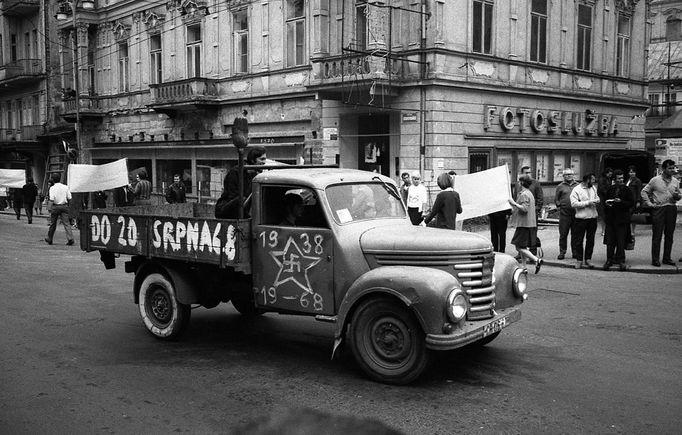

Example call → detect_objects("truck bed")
80 203 251 271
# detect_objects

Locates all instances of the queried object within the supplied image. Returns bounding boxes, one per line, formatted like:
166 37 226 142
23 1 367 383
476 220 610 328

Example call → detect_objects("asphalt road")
1 213 680 434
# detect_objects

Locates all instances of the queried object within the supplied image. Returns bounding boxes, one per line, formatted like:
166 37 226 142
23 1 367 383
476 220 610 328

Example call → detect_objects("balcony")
60 95 105 122
148 78 220 116
0 59 45 86
1 0 40 16
308 53 405 102
0 125 43 142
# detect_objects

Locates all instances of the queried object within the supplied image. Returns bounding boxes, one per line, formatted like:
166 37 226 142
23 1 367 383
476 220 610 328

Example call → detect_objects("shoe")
28 219 32 224
602 261 613 271
662 259 675 266
66 240 74 246
44 238 52 245
575 260 582 269
619 263 629 271
652 260 661 267
534 258 543 274
584 260 595 269
557 253 565 260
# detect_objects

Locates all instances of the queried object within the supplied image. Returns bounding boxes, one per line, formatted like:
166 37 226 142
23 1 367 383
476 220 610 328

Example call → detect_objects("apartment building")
3 1 649 199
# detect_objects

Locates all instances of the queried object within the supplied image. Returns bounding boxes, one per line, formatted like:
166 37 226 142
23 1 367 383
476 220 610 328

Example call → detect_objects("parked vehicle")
80 168 528 384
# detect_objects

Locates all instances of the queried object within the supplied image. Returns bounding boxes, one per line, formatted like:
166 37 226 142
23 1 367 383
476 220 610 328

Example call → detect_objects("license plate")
482 316 508 337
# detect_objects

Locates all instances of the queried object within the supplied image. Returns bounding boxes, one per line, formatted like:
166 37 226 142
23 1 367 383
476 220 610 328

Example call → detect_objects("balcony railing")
149 78 219 105
0 58 44 83
1 0 40 16
0 125 44 141
310 53 405 85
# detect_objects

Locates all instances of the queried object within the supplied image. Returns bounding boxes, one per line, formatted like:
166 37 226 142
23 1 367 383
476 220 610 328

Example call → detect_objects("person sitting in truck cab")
280 191 304 226
215 146 267 219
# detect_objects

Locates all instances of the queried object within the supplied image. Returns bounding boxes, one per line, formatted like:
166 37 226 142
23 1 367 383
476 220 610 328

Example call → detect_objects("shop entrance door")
358 114 390 177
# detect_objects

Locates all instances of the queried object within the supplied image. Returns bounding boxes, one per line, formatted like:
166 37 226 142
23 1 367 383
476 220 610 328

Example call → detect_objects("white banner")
0 169 26 188
67 158 130 193
453 165 512 221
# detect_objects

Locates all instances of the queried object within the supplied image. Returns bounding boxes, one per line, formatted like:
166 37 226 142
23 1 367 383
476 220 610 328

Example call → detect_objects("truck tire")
348 297 430 385
138 273 190 340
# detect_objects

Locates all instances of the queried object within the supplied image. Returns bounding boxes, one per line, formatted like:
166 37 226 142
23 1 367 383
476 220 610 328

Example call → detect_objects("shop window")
197 159 233 199
535 153 550 182
469 151 490 173
473 0 494 54
530 0 547 63
616 14 630 77
577 3 592 71
286 0 306 66
156 160 192 195
233 9 249 73
552 153 567 182
186 24 202 78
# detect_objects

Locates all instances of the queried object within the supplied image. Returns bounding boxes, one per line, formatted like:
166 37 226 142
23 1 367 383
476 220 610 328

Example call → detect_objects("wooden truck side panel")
80 204 251 272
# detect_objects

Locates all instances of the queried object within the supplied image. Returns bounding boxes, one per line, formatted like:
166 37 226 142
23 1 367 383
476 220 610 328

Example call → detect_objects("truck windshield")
325 183 406 224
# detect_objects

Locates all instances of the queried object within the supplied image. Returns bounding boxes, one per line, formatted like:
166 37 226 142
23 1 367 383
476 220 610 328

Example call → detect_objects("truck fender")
332 266 460 358
493 252 527 309
133 261 200 305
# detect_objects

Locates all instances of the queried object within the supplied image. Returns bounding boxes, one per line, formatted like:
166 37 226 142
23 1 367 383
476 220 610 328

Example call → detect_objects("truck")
80 167 528 384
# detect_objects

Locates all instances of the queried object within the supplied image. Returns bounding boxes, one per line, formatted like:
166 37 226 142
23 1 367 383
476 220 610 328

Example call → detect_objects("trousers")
650 206 677 262
558 208 576 256
573 217 597 261
47 204 74 243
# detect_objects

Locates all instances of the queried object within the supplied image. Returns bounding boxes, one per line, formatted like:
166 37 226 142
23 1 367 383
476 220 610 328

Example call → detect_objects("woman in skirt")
508 176 543 274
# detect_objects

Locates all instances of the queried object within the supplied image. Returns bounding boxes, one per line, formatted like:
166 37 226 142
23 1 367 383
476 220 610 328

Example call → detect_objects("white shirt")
406 184 428 211
570 183 599 219
49 182 72 205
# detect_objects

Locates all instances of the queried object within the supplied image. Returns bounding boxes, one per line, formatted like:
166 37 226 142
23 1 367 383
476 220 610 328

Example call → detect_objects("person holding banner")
508 176 543 274
44 173 74 246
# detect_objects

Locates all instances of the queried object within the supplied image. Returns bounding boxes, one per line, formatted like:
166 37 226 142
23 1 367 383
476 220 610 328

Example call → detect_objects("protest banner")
67 158 129 193
0 169 26 188
454 165 512 221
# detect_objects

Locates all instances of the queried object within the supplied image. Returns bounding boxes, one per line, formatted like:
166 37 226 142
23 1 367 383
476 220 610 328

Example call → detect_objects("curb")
542 259 681 274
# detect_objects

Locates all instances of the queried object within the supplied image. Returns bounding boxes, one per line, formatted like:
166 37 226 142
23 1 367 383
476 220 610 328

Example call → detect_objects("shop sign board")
484 105 618 136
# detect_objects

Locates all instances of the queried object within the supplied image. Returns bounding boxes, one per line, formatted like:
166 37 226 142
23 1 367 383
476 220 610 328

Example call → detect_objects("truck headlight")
512 268 528 300
447 289 468 323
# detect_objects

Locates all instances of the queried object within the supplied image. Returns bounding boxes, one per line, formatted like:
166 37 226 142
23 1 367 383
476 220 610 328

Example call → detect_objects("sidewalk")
475 222 682 274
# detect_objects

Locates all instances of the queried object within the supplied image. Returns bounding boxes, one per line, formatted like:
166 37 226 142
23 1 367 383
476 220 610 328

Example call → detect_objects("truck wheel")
138 273 190 340
348 298 430 385
231 293 263 317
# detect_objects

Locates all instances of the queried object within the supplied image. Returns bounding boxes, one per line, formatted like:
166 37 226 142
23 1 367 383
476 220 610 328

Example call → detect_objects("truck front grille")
368 249 495 320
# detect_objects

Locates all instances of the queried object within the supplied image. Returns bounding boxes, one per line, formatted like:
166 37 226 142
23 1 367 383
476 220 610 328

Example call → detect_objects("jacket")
570 183 599 219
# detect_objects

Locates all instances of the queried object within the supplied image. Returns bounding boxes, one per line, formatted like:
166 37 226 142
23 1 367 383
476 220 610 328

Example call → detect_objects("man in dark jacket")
22 177 39 224
554 168 578 259
602 169 634 271
165 174 187 204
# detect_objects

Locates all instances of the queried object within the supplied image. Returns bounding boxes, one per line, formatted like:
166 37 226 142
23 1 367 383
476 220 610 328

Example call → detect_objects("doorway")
357 114 390 177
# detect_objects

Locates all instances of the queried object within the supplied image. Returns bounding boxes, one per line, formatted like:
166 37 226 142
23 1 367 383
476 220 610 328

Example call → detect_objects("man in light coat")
570 173 600 269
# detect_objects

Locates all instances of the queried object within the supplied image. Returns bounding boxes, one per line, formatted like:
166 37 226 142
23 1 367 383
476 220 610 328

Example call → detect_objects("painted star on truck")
269 236 321 294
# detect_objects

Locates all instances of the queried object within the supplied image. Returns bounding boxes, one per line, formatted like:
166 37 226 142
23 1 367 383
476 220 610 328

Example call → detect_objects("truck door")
253 186 335 315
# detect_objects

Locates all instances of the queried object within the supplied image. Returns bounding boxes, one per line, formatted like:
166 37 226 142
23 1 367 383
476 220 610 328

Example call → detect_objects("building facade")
4 0 649 202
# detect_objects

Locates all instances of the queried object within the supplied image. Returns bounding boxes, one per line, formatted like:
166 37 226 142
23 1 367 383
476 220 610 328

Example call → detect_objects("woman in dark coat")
423 172 462 230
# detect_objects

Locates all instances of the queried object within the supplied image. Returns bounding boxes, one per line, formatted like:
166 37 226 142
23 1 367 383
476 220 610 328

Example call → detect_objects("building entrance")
357 114 390 177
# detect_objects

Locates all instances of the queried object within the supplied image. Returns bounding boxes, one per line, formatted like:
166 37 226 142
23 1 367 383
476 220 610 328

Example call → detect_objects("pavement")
2 207 681 274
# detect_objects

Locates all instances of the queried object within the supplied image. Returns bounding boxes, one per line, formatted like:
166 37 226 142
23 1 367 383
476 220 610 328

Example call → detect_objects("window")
666 17 681 40
261 186 328 227
616 14 630 77
16 99 22 128
355 1 367 50
233 10 249 73
666 92 677 115
649 93 661 116
32 30 38 58
150 35 162 84
24 32 31 58
32 95 40 125
577 4 592 71
157 160 192 195
10 34 17 62
0 34 3 64
530 0 547 63
186 25 202 78
286 0 306 66
87 48 95 95
473 0 494 54
118 43 129 92
326 183 405 224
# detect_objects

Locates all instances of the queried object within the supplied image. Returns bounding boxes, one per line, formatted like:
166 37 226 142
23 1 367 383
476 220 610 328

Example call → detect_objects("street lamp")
56 0 95 163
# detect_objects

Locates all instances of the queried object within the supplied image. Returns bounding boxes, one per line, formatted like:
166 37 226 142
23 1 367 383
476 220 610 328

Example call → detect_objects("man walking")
22 177 39 224
554 168 578 260
602 169 634 271
570 173 600 269
641 159 681 267
165 173 187 204
45 173 74 246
